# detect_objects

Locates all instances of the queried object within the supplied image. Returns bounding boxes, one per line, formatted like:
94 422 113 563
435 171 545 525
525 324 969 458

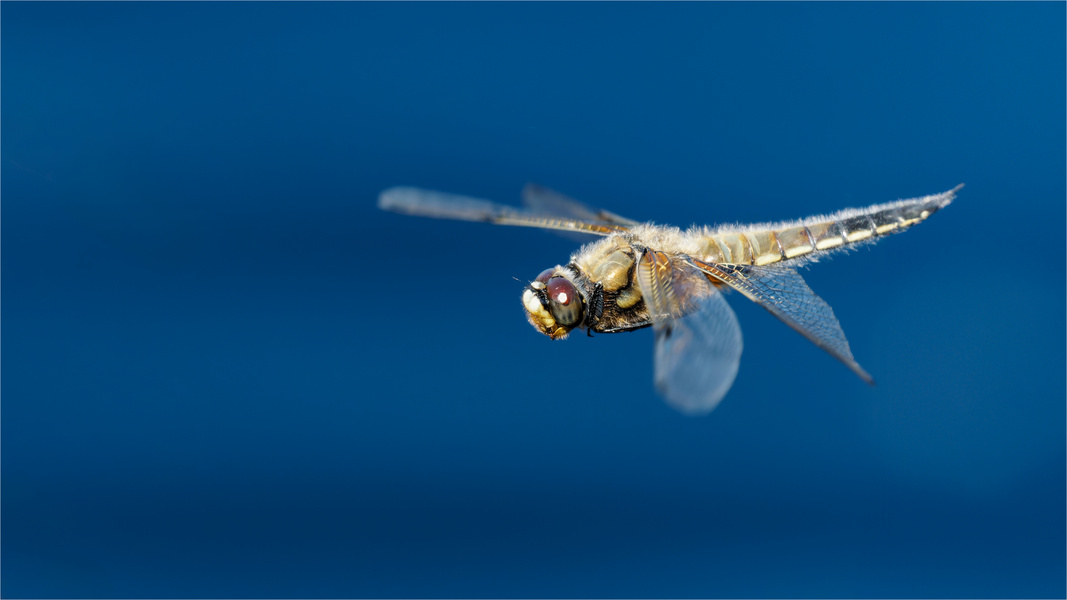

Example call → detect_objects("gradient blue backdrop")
3 2 1064 598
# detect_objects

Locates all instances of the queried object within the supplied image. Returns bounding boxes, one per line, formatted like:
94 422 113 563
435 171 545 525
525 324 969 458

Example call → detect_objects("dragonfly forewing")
636 250 743 414
522 183 640 227
378 187 626 236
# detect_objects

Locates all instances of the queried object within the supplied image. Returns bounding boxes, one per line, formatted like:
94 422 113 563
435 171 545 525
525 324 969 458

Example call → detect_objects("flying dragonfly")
378 183 961 415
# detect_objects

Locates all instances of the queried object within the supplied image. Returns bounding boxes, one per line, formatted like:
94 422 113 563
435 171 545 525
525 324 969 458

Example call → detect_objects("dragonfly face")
522 267 586 340
379 183 961 415
523 236 656 340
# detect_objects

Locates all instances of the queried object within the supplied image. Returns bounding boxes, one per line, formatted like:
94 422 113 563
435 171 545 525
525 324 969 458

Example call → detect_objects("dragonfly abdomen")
693 185 960 266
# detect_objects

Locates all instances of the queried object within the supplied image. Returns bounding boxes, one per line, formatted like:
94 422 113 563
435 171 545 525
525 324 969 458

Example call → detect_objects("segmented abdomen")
694 186 959 266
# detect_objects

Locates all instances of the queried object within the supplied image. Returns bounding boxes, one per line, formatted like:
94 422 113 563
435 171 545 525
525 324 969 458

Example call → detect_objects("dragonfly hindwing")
690 260 874 384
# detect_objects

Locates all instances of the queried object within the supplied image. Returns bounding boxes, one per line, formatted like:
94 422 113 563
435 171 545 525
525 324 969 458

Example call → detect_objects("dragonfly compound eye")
546 276 583 328
535 268 555 284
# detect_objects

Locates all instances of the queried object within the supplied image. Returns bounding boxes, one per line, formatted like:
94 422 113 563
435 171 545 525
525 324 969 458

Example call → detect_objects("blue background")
3 2 1064 598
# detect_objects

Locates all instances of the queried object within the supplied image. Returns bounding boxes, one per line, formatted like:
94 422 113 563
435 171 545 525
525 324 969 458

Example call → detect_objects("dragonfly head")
522 267 585 340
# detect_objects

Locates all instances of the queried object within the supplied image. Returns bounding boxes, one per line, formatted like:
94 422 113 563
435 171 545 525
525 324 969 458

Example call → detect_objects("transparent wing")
378 186 628 237
692 260 874 384
636 250 743 415
521 183 640 227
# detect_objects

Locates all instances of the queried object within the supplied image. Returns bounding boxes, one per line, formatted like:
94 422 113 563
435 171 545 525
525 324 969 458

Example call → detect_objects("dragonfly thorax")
522 267 586 340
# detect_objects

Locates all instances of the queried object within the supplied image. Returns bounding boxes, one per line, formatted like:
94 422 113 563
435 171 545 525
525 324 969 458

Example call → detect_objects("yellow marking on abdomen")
807 221 844 250
839 215 876 242
744 230 783 265
774 226 814 259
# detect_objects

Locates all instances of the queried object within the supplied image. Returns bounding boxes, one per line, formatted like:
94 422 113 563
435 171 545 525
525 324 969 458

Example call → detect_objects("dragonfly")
378 183 961 415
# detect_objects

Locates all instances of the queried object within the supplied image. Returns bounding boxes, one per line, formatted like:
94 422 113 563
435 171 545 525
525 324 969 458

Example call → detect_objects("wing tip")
377 186 414 213
853 364 875 386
